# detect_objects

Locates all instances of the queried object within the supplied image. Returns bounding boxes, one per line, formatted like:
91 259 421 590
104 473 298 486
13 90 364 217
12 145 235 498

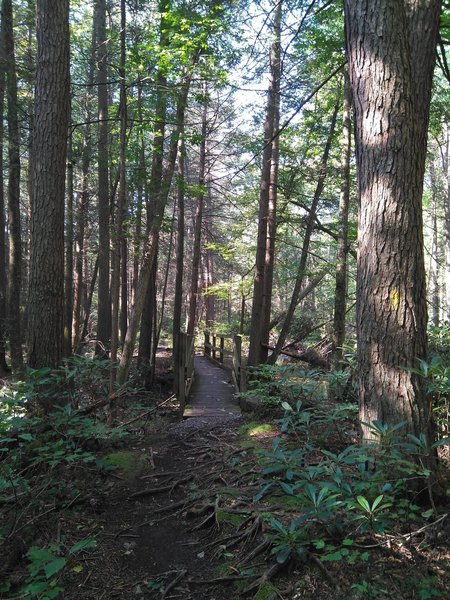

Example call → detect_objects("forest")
0 0 449 598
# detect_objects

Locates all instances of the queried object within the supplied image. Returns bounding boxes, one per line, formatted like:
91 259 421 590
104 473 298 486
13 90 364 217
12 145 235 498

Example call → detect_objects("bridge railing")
178 332 195 412
204 331 247 392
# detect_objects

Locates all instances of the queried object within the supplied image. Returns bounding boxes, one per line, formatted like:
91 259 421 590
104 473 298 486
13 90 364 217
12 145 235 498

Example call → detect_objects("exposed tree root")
129 474 193 498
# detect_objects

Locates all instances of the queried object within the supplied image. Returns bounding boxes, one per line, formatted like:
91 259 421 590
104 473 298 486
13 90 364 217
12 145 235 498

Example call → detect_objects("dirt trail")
67 413 246 600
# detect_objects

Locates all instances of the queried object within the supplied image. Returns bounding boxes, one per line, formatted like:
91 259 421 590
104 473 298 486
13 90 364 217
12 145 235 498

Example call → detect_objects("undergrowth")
0 357 130 598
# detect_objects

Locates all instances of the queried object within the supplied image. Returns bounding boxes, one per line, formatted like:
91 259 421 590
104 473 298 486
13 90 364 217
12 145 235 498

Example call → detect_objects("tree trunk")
64 129 74 358
331 69 352 368
429 160 440 327
248 0 282 367
172 137 185 392
0 23 8 373
137 2 168 370
110 0 127 386
3 0 22 371
95 0 111 355
117 71 193 385
344 0 440 443
187 96 208 335
27 0 70 370
443 121 450 322
268 101 339 365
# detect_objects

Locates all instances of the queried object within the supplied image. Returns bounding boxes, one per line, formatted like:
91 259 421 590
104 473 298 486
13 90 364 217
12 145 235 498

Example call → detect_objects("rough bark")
0 23 7 372
3 0 22 370
27 0 70 370
331 69 352 368
95 0 111 355
248 0 282 367
344 0 441 441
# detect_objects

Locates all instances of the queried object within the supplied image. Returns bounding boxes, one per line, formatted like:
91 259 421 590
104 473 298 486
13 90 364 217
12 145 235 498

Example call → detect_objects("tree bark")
172 137 185 393
137 1 169 370
443 120 450 321
110 0 127 386
331 69 352 368
344 0 441 442
0 20 8 373
95 0 111 355
3 0 23 371
248 0 282 367
64 129 74 357
187 95 208 335
27 0 70 370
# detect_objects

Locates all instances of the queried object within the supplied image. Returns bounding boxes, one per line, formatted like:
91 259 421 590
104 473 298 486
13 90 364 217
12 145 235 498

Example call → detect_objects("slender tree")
331 70 352 368
248 0 282 366
95 0 111 355
3 0 22 370
187 95 208 335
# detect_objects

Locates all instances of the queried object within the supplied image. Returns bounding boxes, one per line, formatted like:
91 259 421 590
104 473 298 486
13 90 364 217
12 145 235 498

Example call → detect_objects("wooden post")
205 331 210 357
212 334 216 361
178 332 186 411
220 335 224 364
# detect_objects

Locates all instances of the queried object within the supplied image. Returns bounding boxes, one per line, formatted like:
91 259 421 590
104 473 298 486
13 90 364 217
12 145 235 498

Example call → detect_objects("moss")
265 494 301 509
103 451 147 481
216 510 246 527
253 583 279 600
240 422 276 438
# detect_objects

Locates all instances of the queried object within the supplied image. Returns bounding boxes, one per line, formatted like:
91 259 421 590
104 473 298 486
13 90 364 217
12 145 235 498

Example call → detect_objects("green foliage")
0 359 128 594
252 394 440 573
17 539 96 598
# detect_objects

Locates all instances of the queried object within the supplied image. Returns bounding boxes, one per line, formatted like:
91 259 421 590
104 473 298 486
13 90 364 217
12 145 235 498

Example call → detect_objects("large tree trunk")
3 0 22 371
95 0 111 355
344 0 441 443
331 70 352 368
248 0 282 367
27 0 70 370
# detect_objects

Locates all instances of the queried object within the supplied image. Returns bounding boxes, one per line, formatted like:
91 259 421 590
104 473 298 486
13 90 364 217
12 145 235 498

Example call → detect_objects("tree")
344 0 441 442
95 0 111 355
248 0 282 367
2 0 22 370
27 0 70 369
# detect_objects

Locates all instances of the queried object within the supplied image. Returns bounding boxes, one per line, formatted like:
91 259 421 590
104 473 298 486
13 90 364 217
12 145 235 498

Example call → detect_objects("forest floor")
2 356 450 600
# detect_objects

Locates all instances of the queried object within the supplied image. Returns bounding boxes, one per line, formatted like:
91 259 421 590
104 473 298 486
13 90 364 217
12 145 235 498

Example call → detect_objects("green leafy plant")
18 539 96 599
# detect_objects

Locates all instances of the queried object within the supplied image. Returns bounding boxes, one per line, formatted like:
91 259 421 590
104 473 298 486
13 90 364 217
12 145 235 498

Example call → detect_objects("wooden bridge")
177 332 246 418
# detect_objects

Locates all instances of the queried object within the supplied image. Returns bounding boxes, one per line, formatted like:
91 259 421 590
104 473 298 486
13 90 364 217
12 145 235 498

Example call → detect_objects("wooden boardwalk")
183 355 241 418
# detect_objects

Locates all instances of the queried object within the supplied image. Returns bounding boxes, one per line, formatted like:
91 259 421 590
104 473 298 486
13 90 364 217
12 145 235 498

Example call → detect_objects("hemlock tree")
27 0 70 369
344 0 441 442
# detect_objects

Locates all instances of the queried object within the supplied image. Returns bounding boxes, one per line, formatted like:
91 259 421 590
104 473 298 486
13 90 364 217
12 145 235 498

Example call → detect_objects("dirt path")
65 413 248 600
